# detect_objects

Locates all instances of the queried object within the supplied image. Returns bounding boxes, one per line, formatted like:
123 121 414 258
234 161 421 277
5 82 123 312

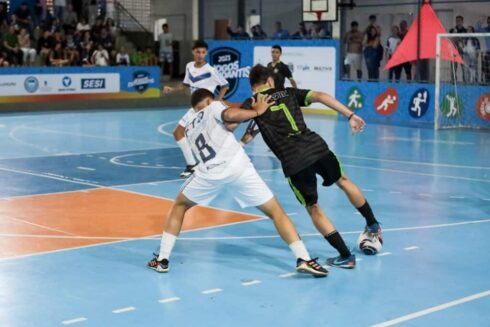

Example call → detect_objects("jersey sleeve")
182 64 190 86
284 64 294 79
292 88 313 106
210 67 229 87
209 101 229 122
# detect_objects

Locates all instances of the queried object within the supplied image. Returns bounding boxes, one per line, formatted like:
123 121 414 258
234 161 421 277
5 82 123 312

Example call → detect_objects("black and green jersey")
267 61 293 89
241 88 330 176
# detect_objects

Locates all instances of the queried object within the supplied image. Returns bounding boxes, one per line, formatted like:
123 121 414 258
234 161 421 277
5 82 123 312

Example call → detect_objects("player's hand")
163 86 173 94
240 132 254 145
251 94 274 116
349 114 365 134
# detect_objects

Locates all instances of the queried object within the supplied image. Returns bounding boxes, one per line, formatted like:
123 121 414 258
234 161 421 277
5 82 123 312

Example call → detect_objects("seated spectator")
131 47 145 66
0 50 10 66
49 18 63 33
310 22 328 39
80 42 94 66
99 28 114 52
251 24 267 40
105 17 117 35
17 28 36 66
143 46 158 65
91 17 104 40
272 21 289 39
62 4 78 32
13 2 32 33
292 22 310 39
2 25 23 66
37 29 54 66
50 42 69 66
116 46 130 66
91 43 109 66
76 17 91 33
227 25 250 40
65 33 80 65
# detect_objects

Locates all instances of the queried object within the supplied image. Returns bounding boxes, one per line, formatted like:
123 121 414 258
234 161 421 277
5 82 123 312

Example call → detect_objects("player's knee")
335 175 349 189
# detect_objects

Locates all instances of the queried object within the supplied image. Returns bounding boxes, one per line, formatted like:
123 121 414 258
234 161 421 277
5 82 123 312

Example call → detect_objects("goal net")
435 33 490 129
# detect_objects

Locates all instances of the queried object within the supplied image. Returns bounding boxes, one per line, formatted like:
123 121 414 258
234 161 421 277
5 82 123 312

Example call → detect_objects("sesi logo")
81 78 106 89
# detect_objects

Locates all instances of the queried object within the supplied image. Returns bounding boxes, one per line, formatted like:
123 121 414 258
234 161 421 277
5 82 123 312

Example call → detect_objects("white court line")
378 136 474 145
279 272 297 278
112 307 135 314
61 317 87 325
404 246 419 251
389 191 402 194
159 297 181 304
110 153 182 170
418 193 432 197
0 214 75 235
371 290 490 327
483 198 490 201
98 156 106 160
242 280 261 286
76 166 95 171
157 120 179 138
377 252 392 257
201 288 222 295
449 196 466 199
362 188 374 192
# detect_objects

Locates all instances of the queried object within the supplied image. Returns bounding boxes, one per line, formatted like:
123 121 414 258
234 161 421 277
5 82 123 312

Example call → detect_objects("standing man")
240 65 383 268
163 40 229 178
475 16 490 84
343 21 364 80
449 15 467 82
158 23 174 78
399 20 412 81
267 45 297 89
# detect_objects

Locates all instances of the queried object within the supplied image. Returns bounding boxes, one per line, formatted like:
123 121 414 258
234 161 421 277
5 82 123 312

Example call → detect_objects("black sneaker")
180 164 197 178
296 258 329 278
148 257 169 273
326 254 356 269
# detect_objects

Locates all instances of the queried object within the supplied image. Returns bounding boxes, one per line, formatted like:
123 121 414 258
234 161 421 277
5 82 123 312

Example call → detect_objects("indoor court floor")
0 107 489 326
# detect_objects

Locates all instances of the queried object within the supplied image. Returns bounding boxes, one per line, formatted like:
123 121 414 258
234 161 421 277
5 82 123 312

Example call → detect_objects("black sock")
325 231 351 258
357 201 378 226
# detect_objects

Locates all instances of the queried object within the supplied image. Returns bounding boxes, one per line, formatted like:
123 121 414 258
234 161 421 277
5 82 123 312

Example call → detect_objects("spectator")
53 0 66 21
76 17 91 33
399 20 411 80
37 29 54 66
272 21 289 39
105 17 116 35
251 24 267 40
0 50 9 66
462 26 480 84
91 17 104 41
475 16 490 84
13 2 32 33
2 25 23 66
50 42 69 66
99 28 114 52
292 22 309 39
91 43 109 66
143 46 158 65
158 23 173 76
0 3 8 26
310 22 328 39
80 42 94 66
131 47 145 65
363 25 383 80
49 18 62 33
65 33 80 65
449 15 467 82
227 24 250 40
365 14 381 38
17 28 36 66
63 4 78 32
386 25 402 81
88 0 98 25
116 46 130 66
33 0 47 27
344 21 363 80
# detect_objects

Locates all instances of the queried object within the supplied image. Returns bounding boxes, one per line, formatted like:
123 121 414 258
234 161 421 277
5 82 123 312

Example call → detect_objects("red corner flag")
384 1 463 70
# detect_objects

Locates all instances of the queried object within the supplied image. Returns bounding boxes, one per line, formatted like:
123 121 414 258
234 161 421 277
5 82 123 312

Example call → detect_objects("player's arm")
163 83 186 94
289 78 298 88
216 84 229 101
308 91 365 134
239 120 260 145
222 94 273 123
284 65 297 88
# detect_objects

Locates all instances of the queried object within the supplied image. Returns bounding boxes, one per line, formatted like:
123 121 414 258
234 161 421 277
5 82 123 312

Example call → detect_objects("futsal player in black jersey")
267 45 297 89
239 65 382 268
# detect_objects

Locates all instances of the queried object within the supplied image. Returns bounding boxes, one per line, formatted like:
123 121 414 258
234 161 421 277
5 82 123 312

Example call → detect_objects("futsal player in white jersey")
148 89 328 277
163 40 229 178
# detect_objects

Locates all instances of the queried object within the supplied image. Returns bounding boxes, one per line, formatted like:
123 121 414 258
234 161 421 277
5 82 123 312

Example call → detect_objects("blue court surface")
0 107 489 327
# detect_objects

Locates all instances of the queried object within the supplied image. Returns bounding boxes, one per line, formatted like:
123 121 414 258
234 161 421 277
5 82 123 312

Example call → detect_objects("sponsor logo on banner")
24 76 39 93
409 88 430 118
128 71 154 93
375 88 398 116
62 76 72 87
82 78 106 89
347 87 364 110
209 47 250 99
476 93 490 121
441 91 462 118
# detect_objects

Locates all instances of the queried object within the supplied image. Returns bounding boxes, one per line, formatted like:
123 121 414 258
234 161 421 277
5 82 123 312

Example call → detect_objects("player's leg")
148 192 196 272
174 108 198 178
230 165 327 277
287 166 355 269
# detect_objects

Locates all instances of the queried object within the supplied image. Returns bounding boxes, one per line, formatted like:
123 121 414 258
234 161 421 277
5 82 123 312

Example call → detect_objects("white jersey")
184 101 249 180
183 62 229 94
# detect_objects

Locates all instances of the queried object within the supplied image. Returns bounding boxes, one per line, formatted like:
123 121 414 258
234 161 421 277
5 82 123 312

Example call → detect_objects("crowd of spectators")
227 20 331 40
0 1 156 68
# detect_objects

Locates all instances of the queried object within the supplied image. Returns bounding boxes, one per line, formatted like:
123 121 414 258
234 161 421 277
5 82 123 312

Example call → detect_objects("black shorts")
287 151 343 207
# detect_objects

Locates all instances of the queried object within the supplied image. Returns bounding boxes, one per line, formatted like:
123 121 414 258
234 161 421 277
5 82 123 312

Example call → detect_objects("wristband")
348 113 355 120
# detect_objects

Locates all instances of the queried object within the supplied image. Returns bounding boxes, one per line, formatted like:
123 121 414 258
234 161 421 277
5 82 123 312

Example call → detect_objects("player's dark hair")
249 64 274 87
162 23 168 29
192 40 208 50
456 15 463 20
272 45 282 53
351 21 358 27
191 88 214 108
369 14 376 20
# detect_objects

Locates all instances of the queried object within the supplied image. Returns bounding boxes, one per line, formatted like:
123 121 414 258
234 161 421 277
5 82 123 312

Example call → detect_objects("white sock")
177 138 197 166
289 240 311 261
157 232 177 261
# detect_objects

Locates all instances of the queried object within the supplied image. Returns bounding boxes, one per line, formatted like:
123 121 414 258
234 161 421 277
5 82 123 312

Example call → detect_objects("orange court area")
0 188 261 259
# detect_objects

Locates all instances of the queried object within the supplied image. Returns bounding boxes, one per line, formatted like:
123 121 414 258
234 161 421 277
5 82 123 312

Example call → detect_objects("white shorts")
178 108 196 128
181 164 273 208
344 53 362 70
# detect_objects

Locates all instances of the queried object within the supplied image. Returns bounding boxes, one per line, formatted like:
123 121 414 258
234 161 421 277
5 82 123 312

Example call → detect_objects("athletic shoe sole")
296 263 328 278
